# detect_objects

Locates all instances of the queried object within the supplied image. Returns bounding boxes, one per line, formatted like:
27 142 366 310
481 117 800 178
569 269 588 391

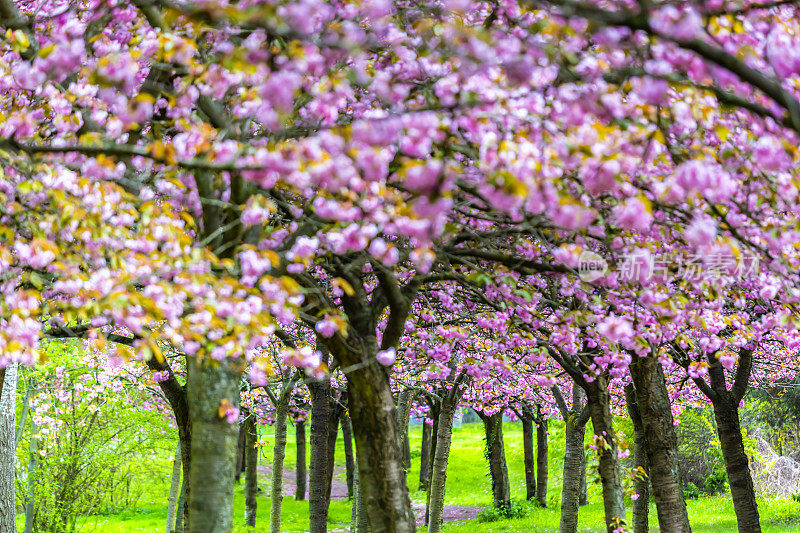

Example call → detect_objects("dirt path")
258 464 482 527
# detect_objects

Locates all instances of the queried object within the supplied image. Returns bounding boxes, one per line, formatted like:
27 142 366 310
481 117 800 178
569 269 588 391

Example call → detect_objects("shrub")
682 482 702 500
704 465 729 495
477 500 528 522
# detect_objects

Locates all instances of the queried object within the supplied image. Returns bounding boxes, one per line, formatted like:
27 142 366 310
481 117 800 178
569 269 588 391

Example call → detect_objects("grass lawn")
41 421 800 532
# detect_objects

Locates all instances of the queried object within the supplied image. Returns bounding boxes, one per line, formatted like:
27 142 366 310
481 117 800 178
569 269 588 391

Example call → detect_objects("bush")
477 500 528 522
683 482 702 500
704 465 729 495
16 343 175 533
761 497 800 525
676 408 727 495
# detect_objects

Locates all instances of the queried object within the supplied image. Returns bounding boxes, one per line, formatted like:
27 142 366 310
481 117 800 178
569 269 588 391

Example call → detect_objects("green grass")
34 421 800 532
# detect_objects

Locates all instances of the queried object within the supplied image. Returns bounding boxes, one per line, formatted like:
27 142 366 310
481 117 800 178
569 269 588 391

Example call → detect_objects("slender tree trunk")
295 420 307 501
341 413 355 499
243 412 258 527
270 379 295 533
419 422 432 491
630 357 690 533
186 357 241 533
580 457 589 506
352 458 369 533
346 359 416 533
351 459 359 530
175 478 186 533
536 412 548 507
395 389 417 473
559 415 587 533
625 384 650 533
235 421 246 483
167 445 182 533
713 396 761 533
522 415 536 501
0 363 17 533
424 400 441 525
308 375 331 533
480 411 511 508
325 397 340 508
427 393 459 533
584 378 626 533
23 420 36 533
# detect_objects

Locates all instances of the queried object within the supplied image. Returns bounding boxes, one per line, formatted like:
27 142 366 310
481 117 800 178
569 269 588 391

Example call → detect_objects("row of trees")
2 0 800 532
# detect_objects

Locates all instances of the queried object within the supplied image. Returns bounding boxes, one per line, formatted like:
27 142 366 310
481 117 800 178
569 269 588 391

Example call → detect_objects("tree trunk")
352 457 369 533
167 445 183 533
346 359 416 533
395 389 417 473
630 357 690 533
0 363 17 533
419 422 432 491
325 396 340 508
243 412 258 527
175 478 186 533
178 423 191 529
235 421 246 483
559 414 587 533
625 384 650 533
713 395 761 533
424 400 441 525
584 378 626 532
480 411 511 509
308 376 331 533
270 379 295 533
427 393 460 533
186 357 241 533
296 420 307 501
536 412 548 508
341 413 355 499
351 459 359 530
522 415 536 501
580 457 589 506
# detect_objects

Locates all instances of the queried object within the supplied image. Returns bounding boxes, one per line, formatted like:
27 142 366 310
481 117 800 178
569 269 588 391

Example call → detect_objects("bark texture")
341 412 355 499
419 421 432 491
427 388 462 533
625 384 650 533
480 411 511 509
167 445 183 533
629 356 691 533
0 363 17 533
346 361 416 533
175 480 185 533
186 357 241 533
235 421 246 483
715 395 760 533
325 394 341 507
243 412 258 527
553 385 590 533
308 375 331 533
584 376 626 533
395 389 418 472
270 377 296 533
535 408 548 508
424 398 442 525
521 415 536 501
295 420 307 501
